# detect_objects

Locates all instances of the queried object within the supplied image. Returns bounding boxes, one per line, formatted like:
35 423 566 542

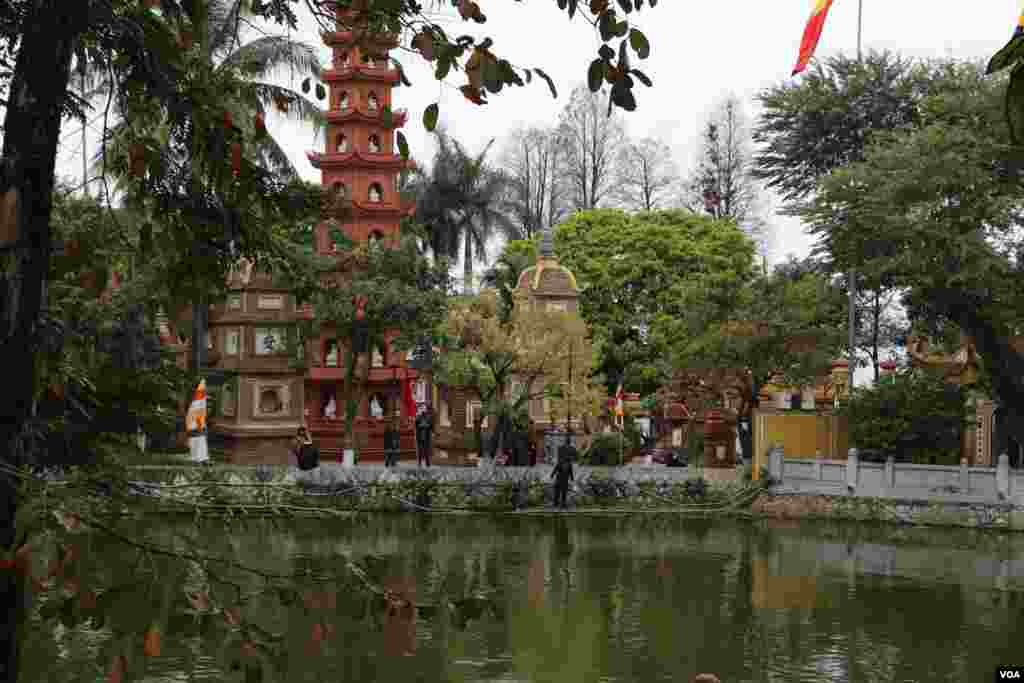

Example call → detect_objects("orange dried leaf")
143 625 162 657
79 589 97 609
186 591 209 611
107 654 126 683
223 606 240 626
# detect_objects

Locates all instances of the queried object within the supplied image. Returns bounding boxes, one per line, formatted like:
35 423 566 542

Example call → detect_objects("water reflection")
18 515 1024 682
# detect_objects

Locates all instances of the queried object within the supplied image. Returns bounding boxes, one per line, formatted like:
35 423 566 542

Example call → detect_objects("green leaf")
616 0 632 13
568 0 578 19
599 44 615 61
613 20 629 37
534 68 557 99
301 77 310 94
618 38 630 72
610 82 636 112
525 70 532 84
987 33 1024 75
423 102 440 132
629 28 650 59
396 131 410 160
382 105 394 127
587 59 605 93
315 83 326 100
1006 62 1024 145
629 68 652 87
396 63 412 87
435 55 452 80
598 11 612 41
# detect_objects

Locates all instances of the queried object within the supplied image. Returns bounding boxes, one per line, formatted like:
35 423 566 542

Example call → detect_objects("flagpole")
848 0 863 391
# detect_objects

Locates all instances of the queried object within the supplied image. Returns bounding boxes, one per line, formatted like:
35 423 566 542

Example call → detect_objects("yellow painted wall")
752 410 848 479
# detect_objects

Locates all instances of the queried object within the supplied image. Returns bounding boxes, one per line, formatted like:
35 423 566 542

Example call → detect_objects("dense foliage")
839 369 969 464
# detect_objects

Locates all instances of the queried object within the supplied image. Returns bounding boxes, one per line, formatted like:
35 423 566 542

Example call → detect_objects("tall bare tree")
684 94 770 257
500 126 568 240
612 136 679 211
556 85 626 211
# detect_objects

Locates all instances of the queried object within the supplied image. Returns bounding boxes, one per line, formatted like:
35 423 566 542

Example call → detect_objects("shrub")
583 433 626 466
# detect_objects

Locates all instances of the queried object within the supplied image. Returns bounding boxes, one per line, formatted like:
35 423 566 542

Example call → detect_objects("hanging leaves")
396 131 410 160
587 59 605 93
230 142 242 175
423 103 439 132
534 68 557 99
412 31 435 61
143 624 162 657
460 84 486 105
315 82 326 100
107 654 127 683
629 28 649 59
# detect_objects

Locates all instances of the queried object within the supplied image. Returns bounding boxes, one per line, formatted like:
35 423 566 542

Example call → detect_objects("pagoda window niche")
368 183 383 203
367 134 381 153
368 229 384 251
335 51 349 67
324 338 340 367
369 392 386 419
362 53 376 68
338 91 350 110
332 181 349 200
371 341 386 368
258 386 284 415
366 92 379 111
336 133 349 153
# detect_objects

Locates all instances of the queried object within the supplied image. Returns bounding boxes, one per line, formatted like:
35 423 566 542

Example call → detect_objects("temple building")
161 4 423 463
299 3 422 461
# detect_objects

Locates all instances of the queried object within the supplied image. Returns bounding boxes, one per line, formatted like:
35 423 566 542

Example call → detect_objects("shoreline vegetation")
95 459 1024 532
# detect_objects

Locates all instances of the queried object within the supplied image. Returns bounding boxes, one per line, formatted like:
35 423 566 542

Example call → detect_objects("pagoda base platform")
210 424 302 465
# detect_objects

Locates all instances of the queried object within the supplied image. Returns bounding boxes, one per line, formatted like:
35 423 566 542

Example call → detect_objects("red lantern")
230 142 242 175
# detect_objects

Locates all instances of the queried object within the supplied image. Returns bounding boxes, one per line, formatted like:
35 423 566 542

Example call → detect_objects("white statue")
324 396 337 418
337 134 348 153
370 395 384 418
368 135 380 153
367 93 378 111
339 92 349 109
368 184 382 203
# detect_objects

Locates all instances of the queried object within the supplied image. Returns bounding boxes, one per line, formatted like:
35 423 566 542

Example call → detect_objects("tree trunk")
0 3 88 680
463 232 473 295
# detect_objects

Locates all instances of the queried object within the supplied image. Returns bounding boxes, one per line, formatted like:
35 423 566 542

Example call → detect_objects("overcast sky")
56 0 1017 268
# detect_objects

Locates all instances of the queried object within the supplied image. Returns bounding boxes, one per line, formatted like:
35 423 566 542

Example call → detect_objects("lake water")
20 514 1024 682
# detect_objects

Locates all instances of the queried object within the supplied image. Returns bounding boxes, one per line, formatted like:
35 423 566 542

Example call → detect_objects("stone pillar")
769 445 784 483
846 448 859 490
960 458 969 492
997 453 1010 499
885 455 895 489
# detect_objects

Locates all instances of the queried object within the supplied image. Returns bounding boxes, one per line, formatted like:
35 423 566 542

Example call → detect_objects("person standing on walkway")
384 413 401 468
415 406 433 468
550 450 574 509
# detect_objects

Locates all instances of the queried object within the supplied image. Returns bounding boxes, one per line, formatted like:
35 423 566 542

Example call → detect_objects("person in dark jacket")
415 406 433 467
383 413 401 468
293 427 319 471
550 447 575 509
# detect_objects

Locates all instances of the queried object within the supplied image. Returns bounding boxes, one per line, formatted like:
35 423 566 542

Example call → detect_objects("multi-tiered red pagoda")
301 3 421 461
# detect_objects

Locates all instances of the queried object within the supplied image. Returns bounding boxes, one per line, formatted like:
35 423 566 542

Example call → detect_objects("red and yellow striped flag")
792 0 835 76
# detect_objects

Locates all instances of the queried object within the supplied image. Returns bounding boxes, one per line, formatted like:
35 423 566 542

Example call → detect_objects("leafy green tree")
553 208 755 396
659 263 846 462
411 130 515 293
839 369 969 464
797 59 1024 459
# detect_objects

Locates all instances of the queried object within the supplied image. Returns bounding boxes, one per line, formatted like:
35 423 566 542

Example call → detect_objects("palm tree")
89 0 325 187
412 130 516 294
84 0 325 382
481 246 534 324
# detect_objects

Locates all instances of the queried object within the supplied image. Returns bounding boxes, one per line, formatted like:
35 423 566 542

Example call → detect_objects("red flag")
402 376 417 418
792 0 834 76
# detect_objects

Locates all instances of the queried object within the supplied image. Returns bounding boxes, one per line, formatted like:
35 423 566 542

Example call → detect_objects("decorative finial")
539 225 554 259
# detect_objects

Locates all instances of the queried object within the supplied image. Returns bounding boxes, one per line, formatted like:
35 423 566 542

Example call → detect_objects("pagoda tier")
323 106 407 126
321 30 400 49
307 148 411 171
321 64 402 85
